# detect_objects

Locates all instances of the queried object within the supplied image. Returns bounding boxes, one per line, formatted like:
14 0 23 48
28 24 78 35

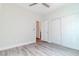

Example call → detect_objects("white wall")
42 4 79 50
61 15 79 50
0 4 37 50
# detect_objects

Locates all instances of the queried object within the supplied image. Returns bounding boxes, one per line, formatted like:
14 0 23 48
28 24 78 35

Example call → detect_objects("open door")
36 21 41 45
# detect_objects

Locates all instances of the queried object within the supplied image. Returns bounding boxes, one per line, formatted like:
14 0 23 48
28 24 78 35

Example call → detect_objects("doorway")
36 21 41 45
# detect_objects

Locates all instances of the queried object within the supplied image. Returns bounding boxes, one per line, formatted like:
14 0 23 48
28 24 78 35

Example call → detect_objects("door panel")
42 21 49 41
51 19 61 45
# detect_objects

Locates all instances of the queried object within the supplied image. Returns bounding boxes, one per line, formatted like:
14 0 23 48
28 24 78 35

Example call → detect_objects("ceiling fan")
29 3 50 8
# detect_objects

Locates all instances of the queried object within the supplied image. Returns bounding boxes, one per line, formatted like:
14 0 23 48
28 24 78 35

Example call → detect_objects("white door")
51 19 61 45
42 21 49 42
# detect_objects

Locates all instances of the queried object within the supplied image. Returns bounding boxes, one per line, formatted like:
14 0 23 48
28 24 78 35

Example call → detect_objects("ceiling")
17 3 66 16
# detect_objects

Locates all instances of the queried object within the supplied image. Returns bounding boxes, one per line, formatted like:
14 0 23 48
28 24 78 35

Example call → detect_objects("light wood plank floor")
0 41 79 56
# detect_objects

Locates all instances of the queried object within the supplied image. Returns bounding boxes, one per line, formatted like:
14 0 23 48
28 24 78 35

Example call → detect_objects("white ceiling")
17 3 66 16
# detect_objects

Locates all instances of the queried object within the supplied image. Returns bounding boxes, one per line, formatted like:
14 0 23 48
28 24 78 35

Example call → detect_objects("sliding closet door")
51 19 62 45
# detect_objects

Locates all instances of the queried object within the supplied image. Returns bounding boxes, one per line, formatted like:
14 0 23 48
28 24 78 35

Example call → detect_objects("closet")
42 14 79 50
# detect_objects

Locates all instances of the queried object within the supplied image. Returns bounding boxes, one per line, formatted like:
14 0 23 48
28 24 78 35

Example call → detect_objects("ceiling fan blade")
29 3 37 6
42 3 50 8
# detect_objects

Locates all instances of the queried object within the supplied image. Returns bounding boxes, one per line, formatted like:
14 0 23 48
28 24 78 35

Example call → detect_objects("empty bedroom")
0 3 79 56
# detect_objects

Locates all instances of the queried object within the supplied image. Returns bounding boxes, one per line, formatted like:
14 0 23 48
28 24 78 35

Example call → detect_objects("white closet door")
51 19 61 45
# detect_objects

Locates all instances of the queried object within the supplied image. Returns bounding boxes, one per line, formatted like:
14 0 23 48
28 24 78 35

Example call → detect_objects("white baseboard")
0 41 35 51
